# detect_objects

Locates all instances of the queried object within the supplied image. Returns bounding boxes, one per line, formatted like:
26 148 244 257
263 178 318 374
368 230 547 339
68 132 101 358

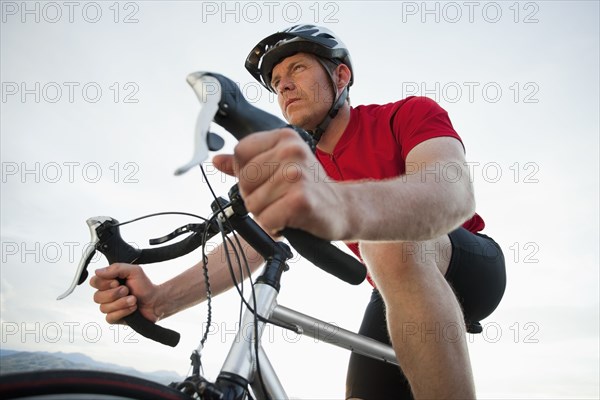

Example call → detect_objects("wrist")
152 282 170 321
335 182 362 241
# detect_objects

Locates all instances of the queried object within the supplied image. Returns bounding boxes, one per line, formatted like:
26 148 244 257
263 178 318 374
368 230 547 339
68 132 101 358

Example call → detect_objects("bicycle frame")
215 273 398 400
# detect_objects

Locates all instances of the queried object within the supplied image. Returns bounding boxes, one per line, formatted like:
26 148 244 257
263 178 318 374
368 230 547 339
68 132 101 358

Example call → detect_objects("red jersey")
316 96 485 272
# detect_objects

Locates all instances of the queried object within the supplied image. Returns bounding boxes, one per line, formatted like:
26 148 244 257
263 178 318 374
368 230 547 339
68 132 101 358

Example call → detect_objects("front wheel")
0 369 191 400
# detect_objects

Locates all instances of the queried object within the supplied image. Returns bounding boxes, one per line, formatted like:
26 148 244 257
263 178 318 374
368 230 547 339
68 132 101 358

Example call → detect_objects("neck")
315 102 351 154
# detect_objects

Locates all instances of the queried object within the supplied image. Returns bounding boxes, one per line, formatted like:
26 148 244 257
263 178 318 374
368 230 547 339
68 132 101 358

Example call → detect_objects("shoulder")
352 97 446 118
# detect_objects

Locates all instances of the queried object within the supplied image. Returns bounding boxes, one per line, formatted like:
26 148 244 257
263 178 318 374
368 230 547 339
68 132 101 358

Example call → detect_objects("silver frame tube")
271 305 398 366
250 346 287 400
219 283 279 379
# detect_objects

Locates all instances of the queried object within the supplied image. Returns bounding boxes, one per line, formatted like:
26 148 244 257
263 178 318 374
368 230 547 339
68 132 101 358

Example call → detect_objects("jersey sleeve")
392 96 464 160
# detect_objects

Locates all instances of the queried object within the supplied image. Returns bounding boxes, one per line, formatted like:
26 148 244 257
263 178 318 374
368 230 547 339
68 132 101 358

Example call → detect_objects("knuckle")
93 291 103 304
233 143 247 164
256 213 279 234
277 142 306 162
99 303 110 314
282 162 303 182
130 264 142 274
288 189 310 214
279 127 297 140
106 314 120 325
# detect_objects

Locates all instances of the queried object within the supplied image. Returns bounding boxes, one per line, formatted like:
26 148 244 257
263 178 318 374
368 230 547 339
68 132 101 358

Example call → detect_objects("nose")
275 75 295 94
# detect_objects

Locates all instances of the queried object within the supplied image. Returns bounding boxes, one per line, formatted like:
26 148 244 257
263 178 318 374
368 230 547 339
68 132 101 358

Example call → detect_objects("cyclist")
91 25 506 399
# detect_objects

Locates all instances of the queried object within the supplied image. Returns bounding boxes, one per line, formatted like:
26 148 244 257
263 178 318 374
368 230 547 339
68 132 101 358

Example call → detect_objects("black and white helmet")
245 24 354 92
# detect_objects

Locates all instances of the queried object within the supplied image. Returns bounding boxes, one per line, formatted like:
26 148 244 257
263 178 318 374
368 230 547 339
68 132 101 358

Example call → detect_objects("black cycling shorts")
346 228 506 400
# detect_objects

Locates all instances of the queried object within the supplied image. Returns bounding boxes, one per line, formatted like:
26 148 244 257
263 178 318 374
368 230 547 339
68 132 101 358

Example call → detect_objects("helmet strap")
308 86 348 143
308 58 349 143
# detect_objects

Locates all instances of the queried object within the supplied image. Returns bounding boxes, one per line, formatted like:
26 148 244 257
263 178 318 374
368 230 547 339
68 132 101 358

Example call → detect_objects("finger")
253 184 314 235
95 263 139 281
238 135 307 198
234 128 298 167
99 295 137 317
89 275 120 291
243 159 300 217
93 285 129 305
105 304 138 325
212 154 237 177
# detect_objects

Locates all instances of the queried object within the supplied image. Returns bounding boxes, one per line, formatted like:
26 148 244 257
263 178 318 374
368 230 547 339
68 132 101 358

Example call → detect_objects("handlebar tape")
136 233 205 265
115 291 180 347
204 72 367 285
282 228 366 285
97 221 187 347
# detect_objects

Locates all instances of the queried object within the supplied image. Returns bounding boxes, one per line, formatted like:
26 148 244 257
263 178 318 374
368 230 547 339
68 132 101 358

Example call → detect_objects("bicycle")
0 72 398 399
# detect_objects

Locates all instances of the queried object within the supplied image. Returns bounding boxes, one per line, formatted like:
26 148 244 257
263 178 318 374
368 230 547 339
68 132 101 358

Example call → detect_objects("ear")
335 64 352 90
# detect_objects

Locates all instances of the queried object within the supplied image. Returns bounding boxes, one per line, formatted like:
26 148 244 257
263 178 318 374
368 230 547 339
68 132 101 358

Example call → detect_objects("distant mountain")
0 349 19 358
0 350 183 385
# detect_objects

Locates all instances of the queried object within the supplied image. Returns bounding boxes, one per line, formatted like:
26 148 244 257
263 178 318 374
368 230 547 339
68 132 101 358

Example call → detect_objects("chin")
287 114 315 130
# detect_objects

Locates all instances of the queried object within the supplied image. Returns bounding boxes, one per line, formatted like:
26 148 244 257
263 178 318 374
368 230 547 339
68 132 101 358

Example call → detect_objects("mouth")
285 98 300 109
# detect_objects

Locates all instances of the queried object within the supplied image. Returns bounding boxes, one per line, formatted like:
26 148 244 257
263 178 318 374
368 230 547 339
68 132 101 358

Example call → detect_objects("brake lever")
57 217 109 300
175 73 223 176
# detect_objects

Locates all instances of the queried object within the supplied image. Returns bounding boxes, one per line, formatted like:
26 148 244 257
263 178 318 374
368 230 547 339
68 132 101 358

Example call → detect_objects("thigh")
346 290 413 400
359 235 453 290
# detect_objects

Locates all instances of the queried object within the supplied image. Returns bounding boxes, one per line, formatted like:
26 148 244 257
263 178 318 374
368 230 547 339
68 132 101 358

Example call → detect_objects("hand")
90 263 162 324
212 128 350 240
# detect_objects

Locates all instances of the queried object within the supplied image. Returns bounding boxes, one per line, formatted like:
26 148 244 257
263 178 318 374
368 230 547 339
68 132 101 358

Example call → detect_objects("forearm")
340 163 475 242
154 238 264 320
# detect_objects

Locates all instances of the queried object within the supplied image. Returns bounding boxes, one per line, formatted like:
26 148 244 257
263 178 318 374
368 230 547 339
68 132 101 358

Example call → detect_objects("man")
91 25 506 399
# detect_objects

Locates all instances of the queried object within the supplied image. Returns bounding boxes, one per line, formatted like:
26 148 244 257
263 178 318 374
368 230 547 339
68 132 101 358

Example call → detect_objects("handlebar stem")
211 184 293 291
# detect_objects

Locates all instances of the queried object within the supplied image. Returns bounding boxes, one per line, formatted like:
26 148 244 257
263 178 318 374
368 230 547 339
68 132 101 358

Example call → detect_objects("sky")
1 1 599 398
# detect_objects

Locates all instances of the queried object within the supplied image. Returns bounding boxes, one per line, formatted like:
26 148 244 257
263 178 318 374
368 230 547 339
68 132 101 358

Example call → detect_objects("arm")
212 129 475 244
91 238 264 324
339 136 476 242
154 238 264 319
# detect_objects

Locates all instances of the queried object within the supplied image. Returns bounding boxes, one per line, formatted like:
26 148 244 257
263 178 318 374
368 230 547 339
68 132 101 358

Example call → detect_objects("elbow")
437 178 476 238
455 180 477 226
418 191 475 241
462 193 476 223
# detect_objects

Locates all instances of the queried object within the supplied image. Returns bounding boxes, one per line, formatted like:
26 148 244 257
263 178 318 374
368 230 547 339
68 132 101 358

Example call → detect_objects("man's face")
270 52 335 130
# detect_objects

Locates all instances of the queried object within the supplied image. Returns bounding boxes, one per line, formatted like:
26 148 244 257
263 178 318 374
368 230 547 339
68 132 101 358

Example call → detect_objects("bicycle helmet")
245 24 353 91
245 25 354 141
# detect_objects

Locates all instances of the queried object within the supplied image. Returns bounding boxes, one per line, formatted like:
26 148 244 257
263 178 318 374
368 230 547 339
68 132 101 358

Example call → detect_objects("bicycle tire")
0 369 191 400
